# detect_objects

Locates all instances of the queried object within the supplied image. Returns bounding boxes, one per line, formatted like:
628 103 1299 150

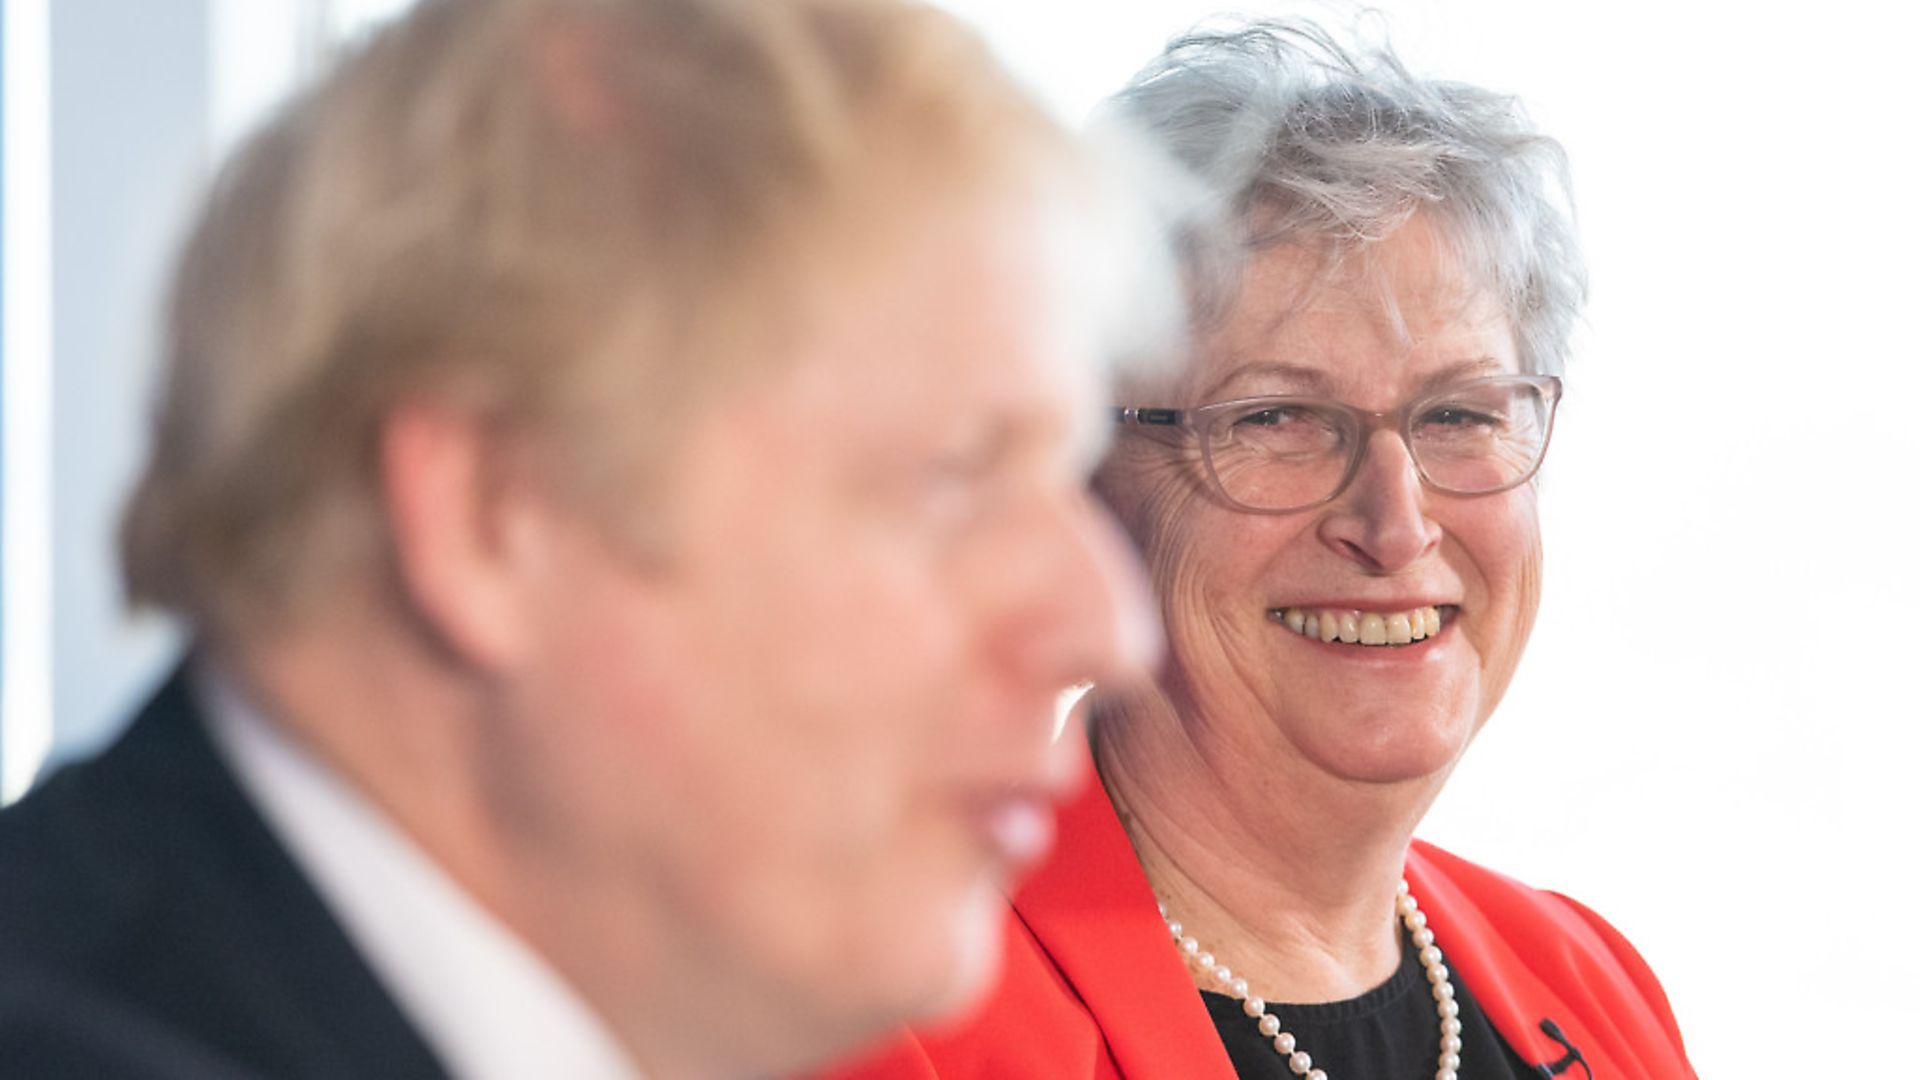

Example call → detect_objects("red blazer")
819 775 1695 1080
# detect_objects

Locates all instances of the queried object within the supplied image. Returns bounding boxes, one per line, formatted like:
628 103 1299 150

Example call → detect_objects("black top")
1201 928 1538 1079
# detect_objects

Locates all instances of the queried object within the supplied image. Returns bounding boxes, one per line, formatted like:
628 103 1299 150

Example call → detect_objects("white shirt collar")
197 667 646 1080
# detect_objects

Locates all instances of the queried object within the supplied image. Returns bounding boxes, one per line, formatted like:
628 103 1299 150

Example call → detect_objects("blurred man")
0 0 1177 1076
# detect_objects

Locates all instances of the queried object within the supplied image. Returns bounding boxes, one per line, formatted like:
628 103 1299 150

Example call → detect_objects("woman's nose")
1316 427 1441 573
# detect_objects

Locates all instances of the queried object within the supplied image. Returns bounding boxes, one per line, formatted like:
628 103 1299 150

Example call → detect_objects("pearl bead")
1164 881 1460 1080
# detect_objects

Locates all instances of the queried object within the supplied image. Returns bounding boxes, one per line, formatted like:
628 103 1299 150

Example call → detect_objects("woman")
820 17 1694 1080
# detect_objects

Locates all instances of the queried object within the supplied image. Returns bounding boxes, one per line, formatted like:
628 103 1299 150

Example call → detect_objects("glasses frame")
1113 373 1564 515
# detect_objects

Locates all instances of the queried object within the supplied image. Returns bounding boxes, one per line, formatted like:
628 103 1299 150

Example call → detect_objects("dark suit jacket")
0 664 451 1078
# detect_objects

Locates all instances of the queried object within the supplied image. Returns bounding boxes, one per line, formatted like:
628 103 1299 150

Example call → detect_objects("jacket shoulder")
0 660 453 1078
1407 840 1696 1079
0 671 201 968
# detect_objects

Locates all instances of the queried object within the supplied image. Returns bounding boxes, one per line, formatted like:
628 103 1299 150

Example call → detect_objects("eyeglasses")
1113 374 1562 514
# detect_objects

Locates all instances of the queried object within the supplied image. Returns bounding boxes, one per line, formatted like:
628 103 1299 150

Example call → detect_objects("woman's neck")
1092 693 1445 1005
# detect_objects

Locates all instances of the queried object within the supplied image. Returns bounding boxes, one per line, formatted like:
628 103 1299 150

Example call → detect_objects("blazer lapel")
1407 843 1647 1080
1009 774 1238 1079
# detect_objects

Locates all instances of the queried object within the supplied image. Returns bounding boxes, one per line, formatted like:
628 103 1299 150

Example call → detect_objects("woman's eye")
1234 406 1306 427
1420 406 1502 429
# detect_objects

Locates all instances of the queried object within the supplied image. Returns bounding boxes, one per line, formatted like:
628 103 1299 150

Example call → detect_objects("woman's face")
1100 215 1543 786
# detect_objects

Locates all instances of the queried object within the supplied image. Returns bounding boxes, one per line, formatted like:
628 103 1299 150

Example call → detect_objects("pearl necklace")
1160 880 1463 1080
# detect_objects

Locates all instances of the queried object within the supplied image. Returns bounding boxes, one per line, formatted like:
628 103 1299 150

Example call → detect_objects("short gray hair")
1106 16 1586 374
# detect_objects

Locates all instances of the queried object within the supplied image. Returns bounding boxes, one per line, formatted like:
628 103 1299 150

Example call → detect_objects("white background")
5 1 1917 1075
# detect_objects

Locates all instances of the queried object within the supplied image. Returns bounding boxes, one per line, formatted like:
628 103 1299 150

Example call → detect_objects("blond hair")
121 0 1086 638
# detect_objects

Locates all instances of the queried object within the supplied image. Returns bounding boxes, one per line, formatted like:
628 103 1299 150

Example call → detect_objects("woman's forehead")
1185 271 1517 402
1196 355 1513 403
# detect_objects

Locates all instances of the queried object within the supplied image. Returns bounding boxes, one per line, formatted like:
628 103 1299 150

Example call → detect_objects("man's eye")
926 436 1007 484
913 432 1018 518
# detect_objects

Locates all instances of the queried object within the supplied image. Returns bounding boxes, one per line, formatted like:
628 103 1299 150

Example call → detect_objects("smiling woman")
821 16 1695 1080
1106 211 1550 790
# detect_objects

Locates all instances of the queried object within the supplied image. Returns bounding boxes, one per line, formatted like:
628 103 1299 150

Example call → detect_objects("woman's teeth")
1271 605 1445 646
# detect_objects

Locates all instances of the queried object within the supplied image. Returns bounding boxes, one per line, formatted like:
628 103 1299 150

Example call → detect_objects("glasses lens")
1206 400 1356 511
1409 379 1554 494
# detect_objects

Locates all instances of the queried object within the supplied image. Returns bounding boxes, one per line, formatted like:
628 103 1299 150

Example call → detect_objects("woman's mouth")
1267 605 1454 646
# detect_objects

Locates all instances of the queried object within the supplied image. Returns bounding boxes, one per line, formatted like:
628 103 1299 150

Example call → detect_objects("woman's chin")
1320 749 1464 788
1289 708 1477 789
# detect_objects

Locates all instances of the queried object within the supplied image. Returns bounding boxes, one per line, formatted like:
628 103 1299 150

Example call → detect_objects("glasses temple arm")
1112 407 1185 427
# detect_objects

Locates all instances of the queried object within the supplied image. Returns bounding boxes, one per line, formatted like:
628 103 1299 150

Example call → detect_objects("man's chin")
781 955 1002 1078
840 881 1009 1041
899 877 1011 1027
764 875 1012 1075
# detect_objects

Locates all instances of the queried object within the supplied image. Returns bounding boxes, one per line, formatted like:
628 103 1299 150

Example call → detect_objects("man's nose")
998 492 1160 693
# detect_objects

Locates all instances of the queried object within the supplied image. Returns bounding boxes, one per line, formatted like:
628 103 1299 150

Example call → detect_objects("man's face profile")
72 0 1178 1071
488 186 1149 1045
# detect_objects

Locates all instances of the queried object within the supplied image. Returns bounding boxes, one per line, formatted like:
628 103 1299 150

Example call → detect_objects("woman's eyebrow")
1202 357 1505 403
1415 358 1506 394
1201 362 1334 400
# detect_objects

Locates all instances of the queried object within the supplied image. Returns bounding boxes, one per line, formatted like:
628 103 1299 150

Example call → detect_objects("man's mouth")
1267 605 1453 647
967 794 1056 873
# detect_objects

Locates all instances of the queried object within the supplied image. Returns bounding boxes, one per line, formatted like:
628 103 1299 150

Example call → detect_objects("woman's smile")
1268 604 1453 646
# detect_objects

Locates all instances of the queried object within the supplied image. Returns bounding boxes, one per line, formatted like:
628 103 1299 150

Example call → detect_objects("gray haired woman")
820 17 1695 1080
